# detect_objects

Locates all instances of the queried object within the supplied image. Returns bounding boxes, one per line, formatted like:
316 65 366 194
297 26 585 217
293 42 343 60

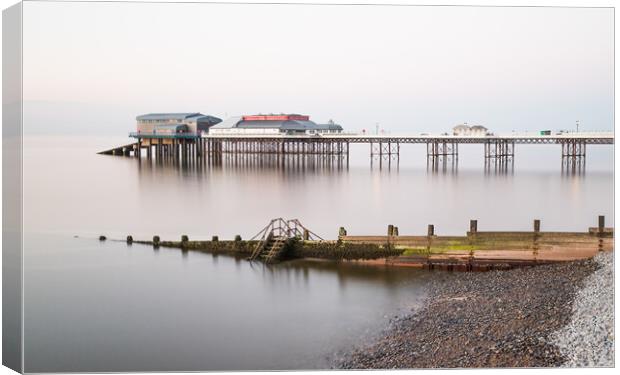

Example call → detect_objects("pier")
99 132 613 171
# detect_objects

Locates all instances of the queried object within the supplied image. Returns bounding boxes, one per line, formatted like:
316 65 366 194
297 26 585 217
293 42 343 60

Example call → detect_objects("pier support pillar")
484 140 514 174
426 140 458 159
370 141 400 169
426 140 458 172
560 140 586 175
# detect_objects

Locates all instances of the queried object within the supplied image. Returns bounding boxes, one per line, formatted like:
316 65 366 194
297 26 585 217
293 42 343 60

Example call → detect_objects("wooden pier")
99 132 612 171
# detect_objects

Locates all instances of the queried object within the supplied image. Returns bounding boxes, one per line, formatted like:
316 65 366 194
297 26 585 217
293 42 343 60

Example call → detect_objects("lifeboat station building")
135 113 222 136
129 113 222 159
209 114 343 136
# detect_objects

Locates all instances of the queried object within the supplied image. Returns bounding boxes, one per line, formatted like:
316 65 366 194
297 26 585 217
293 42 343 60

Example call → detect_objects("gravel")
336 256 607 369
551 251 614 367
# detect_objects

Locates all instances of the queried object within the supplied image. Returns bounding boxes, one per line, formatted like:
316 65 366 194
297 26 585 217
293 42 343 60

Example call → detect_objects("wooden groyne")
339 218 613 270
104 216 613 272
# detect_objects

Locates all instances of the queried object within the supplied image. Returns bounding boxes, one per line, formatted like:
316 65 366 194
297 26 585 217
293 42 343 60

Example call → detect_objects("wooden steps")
250 235 289 264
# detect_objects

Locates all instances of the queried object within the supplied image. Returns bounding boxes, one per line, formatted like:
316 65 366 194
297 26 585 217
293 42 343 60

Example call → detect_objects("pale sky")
22 1 613 134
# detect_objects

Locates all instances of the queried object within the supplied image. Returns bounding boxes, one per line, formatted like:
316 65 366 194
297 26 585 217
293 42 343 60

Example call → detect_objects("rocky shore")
552 251 614 366
337 253 613 368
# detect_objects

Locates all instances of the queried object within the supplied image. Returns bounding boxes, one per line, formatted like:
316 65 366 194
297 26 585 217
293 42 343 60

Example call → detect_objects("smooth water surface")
24 234 430 372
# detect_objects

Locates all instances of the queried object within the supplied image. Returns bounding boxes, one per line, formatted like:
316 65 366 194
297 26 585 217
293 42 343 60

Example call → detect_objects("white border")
0 1 616 375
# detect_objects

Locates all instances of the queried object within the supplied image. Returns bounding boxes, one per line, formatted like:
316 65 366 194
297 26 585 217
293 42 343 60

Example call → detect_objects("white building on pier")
209 114 343 135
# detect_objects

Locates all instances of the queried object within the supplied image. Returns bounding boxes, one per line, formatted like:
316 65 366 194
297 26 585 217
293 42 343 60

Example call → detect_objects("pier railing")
129 132 200 139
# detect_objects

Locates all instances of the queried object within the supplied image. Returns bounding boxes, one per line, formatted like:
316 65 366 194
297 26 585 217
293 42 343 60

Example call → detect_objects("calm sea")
22 135 613 371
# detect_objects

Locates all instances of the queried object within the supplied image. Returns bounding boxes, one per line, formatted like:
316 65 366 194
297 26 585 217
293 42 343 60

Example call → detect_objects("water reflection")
370 154 400 170
22 136 614 240
128 144 607 180
484 157 515 175
137 153 350 174
561 157 586 176
252 258 423 290
426 156 458 174
25 235 431 372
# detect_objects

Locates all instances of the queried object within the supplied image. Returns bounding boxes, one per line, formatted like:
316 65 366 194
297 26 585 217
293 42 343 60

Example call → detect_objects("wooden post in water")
469 220 477 234
426 224 434 261
533 219 541 233
387 224 394 236
598 215 605 251
468 220 477 265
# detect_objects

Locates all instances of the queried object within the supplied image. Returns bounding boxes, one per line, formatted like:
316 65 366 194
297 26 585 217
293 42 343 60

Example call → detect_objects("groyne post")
469 220 477 234
598 215 605 251
426 224 435 263
533 219 540 260
468 220 477 263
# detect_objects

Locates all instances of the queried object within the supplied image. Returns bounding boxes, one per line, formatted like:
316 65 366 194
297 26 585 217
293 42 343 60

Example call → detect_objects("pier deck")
100 131 613 171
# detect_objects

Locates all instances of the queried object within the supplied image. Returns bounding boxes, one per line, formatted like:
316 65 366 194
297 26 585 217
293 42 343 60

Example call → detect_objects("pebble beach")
337 252 614 369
